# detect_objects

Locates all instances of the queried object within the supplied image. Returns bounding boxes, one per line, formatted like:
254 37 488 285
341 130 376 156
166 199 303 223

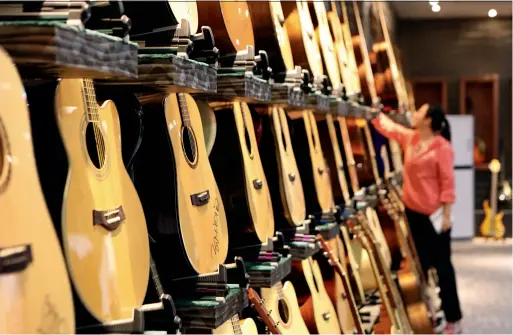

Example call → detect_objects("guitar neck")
82 78 99 122
177 93 191 127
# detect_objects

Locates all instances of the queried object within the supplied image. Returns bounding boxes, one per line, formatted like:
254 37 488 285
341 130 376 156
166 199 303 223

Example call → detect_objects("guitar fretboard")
82 78 99 123
275 281 285 300
178 93 191 127
230 314 242 334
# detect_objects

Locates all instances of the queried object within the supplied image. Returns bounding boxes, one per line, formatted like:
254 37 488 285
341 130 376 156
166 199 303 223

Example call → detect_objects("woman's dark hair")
426 104 451 142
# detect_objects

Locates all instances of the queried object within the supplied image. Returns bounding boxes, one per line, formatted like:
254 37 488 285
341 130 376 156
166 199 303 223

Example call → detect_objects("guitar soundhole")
181 126 198 167
85 122 106 169
278 299 290 324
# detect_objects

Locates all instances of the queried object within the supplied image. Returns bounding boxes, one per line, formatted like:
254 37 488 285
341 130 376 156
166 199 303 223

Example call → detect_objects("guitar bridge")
0 244 33 274
93 206 126 231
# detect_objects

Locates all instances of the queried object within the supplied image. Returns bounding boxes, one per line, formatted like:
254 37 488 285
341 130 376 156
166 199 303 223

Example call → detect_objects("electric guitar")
233 102 275 242
247 1 295 79
260 281 310 334
281 0 324 82
55 78 150 322
480 159 506 239
270 107 306 226
0 47 75 334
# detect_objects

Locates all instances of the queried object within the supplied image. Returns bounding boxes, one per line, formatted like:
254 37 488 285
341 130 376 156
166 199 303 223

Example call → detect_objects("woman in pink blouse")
371 103 463 334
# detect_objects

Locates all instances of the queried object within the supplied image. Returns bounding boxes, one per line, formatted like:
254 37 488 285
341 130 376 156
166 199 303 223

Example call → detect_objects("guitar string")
179 93 196 162
86 79 105 166
84 78 104 167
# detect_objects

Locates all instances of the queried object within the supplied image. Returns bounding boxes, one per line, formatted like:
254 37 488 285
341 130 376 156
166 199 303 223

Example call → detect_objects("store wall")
397 18 512 180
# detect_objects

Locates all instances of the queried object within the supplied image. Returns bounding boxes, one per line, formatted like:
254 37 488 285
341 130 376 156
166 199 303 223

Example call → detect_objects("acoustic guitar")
212 315 258 335
269 107 306 226
298 257 341 334
232 102 275 242
303 111 334 213
133 93 228 279
307 1 342 94
197 0 254 54
0 48 75 334
247 1 295 79
281 0 324 82
480 159 506 239
55 78 150 323
260 281 310 334
317 235 364 335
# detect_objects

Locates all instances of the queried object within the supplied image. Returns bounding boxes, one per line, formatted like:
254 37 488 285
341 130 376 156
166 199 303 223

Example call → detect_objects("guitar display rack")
194 45 272 103
0 21 138 79
98 19 218 95
168 257 249 330
268 66 306 108
278 221 321 260
228 234 293 289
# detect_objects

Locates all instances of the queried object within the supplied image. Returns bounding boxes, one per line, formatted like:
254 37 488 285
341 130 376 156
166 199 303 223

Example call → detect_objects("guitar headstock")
247 287 281 334
489 159 501 174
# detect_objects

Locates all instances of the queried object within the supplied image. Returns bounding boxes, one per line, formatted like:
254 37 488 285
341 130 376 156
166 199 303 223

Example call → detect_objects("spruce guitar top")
55 78 150 323
260 281 310 334
303 111 334 213
270 107 306 226
0 47 75 334
233 102 275 242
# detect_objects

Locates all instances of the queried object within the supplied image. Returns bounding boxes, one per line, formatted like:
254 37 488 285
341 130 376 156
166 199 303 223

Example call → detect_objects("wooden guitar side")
0 48 75 334
55 79 150 322
261 281 310 334
164 94 229 273
271 107 306 226
303 111 334 213
233 102 274 241
212 316 259 334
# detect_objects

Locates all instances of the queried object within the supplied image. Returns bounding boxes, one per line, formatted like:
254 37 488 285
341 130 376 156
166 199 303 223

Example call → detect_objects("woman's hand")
442 214 452 232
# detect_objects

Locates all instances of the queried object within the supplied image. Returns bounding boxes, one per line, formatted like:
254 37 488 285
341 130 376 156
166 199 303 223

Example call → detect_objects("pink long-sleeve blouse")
371 113 455 215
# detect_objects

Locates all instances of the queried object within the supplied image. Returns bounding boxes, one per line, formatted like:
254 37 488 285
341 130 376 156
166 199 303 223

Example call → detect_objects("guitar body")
282 0 324 80
233 102 274 241
270 107 306 226
0 49 75 334
329 237 357 334
303 111 334 213
212 317 259 335
197 0 254 54
164 94 229 272
260 281 310 334
309 1 342 92
299 258 341 334
248 1 294 79
55 79 150 322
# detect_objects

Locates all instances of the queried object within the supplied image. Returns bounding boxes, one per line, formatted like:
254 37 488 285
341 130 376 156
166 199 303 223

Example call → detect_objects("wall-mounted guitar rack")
0 4 417 334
